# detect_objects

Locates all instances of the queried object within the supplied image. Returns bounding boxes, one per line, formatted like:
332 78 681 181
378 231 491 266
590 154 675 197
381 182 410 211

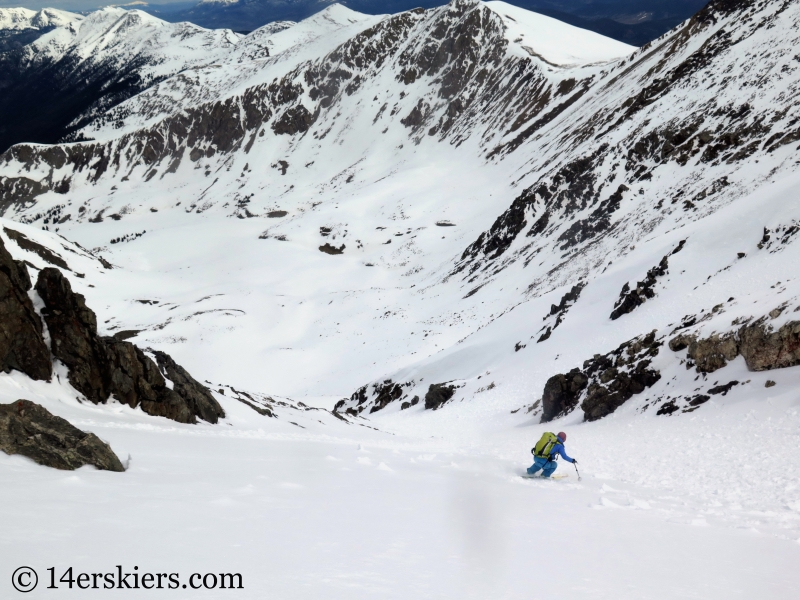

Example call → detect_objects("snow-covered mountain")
0 7 241 153
0 7 80 30
148 0 709 46
3 0 799 409
2 1 800 595
0 7 82 53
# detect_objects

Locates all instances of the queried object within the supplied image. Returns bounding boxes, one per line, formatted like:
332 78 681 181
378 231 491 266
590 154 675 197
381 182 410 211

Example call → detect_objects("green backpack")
532 432 560 459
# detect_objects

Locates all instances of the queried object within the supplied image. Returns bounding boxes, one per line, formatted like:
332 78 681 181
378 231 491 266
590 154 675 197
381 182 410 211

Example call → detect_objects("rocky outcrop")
738 320 800 371
338 378 416 415
541 331 662 423
424 382 456 410
34 267 223 424
3 227 69 270
0 399 124 471
610 241 685 320
669 317 800 373
685 333 738 373
541 369 588 422
0 236 51 381
537 282 585 343
580 332 662 421
149 350 225 424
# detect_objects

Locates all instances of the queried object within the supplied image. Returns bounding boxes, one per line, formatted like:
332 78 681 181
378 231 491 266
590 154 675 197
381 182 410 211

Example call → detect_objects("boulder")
541 369 588 422
0 399 124 471
0 236 51 381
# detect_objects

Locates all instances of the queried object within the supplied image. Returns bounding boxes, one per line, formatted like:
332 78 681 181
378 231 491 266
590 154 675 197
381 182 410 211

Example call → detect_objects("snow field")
2 388 800 599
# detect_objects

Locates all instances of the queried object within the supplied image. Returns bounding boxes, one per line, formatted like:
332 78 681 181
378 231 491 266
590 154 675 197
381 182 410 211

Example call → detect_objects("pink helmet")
557 432 567 442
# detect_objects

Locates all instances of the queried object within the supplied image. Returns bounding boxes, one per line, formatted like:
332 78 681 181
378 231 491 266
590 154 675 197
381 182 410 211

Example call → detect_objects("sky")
0 0 191 11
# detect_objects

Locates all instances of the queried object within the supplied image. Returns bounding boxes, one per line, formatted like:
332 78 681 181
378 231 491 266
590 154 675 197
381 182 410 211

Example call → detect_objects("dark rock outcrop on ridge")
541 331 662 423
34 267 223 424
0 236 51 381
0 399 125 471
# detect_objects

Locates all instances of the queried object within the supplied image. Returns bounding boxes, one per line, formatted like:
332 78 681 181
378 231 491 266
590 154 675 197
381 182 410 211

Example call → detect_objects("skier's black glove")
572 459 578 464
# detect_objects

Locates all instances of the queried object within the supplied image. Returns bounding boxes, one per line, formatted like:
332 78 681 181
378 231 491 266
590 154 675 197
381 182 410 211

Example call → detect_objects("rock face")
541 370 588 422
737 320 800 371
0 399 124 471
0 236 51 380
149 349 225 423
668 318 800 373
34 267 223 424
541 331 662 423
686 333 738 373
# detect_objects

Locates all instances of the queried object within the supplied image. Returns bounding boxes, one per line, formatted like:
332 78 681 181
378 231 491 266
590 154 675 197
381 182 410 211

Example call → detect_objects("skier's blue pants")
527 456 557 477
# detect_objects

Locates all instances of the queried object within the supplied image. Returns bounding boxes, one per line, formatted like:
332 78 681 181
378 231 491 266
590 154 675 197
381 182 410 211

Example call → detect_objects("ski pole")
573 461 582 481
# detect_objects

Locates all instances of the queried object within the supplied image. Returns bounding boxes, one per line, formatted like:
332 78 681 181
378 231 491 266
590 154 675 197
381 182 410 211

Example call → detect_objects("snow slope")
1 0 800 597
485 1 634 65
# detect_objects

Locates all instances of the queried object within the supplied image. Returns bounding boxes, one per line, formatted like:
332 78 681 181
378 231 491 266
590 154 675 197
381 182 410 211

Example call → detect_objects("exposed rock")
610 241 684 320
541 369 588 422
34 267 222 424
668 333 696 352
0 399 124 471
686 333 739 373
3 227 70 270
765 380 776 388
319 243 345 255
35 267 107 402
424 382 456 410
0 236 51 380
149 350 225 424
272 105 314 135
708 381 738 395
339 379 414 415
656 400 680 416
400 395 420 410
579 332 662 421
537 282 585 343
541 331 662 423
366 380 404 413
112 329 140 341
738 320 800 371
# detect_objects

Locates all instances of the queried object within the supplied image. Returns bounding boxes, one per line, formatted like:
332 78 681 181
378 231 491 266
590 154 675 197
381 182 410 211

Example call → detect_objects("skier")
527 431 577 478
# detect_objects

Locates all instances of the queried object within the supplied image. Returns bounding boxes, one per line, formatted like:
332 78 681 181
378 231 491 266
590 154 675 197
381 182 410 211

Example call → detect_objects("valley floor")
3 379 799 599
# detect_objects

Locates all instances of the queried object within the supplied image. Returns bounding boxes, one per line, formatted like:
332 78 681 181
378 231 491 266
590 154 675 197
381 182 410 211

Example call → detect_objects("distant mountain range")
142 0 709 45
